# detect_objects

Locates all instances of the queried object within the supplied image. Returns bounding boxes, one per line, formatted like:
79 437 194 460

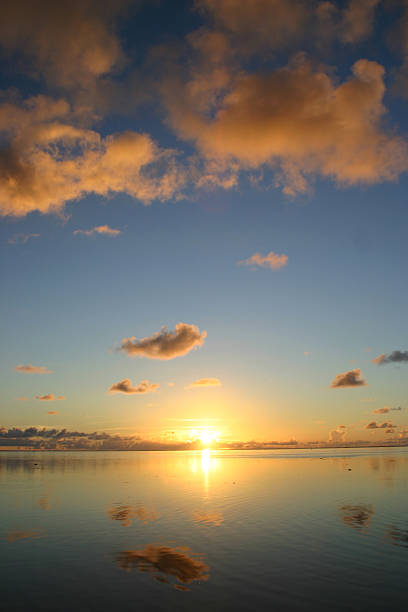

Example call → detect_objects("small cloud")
185 378 221 389
304 351 312 356
372 350 408 365
118 323 206 360
47 411 58 415
17 397 28 401
7 530 43 542
35 394 65 401
8 233 40 245
373 406 390 414
330 368 367 388
73 225 121 238
238 251 288 270
168 382 175 387
391 406 404 411
329 426 347 443
108 378 159 395
365 421 396 429
15 364 52 374
364 347 372 352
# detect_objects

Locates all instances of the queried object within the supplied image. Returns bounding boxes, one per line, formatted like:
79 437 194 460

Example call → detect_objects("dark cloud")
116 545 209 590
34 394 65 400
330 368 367 388
388 525 408 548
372 350 408 365
118 323 207 360
108 378 159 394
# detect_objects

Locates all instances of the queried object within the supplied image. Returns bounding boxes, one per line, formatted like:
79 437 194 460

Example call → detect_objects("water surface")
2 448 408 611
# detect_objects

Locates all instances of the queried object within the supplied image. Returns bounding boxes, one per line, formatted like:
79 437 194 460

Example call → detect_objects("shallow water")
2 448 408 611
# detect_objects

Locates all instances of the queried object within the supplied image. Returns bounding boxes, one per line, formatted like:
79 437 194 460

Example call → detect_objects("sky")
1 0 408 450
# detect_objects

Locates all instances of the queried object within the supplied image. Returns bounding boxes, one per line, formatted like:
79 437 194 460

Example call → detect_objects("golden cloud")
15 364 52 374
73 225 121 237
119 323 206 360
108 378 159 395
185 377 221 389
0 95 186 217
35 394 65 401
330 368 367 388
238 251 288 269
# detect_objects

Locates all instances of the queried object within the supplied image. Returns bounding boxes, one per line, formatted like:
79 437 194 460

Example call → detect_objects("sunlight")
190 428 219 449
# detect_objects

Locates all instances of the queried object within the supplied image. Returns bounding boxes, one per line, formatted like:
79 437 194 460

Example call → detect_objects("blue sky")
1 0 408 448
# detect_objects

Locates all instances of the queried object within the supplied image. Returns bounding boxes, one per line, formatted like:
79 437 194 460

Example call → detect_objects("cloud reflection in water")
107 504 158 527
339 505 374 531
116 545 210 590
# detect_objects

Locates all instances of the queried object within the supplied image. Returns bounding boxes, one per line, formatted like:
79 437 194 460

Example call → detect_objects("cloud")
373 406 390 414
116 545 209 590
7 529 43 542
365 421 396 429
15 364 52 374
73 225 121 237
330 368 367 388
329 426 347 443
0 0 128 92
35 394 65 401
108 378 159 395
118 323 207 360
0 96 186 218
185 377 221 389
16 397 28 401
238 251 288 270
340 0 380 44
8 233 40 244
372 350 408 365
47 411 58 415
163 50 407 195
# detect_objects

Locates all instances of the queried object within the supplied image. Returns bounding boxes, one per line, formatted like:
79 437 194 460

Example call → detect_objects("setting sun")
190 429 219 448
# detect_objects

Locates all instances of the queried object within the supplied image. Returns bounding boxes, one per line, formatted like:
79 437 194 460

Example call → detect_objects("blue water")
1 448 408 611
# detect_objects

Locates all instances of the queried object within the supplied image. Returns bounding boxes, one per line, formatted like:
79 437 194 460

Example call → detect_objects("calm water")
2 448 408 611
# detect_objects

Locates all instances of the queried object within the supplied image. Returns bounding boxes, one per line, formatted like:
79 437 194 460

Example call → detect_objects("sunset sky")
1 0 408 449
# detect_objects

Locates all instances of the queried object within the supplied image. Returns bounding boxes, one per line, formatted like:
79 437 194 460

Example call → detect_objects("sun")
190 428 219 448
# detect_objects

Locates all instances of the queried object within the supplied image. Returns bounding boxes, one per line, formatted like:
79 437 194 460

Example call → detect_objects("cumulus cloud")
372 350 408 365
0 0 128 92
238 251 288 270
108 378 159 394
8 233 40 244
0 96 186 218
73 225 121 237
163 50 407 195
15 364 52 374
118 323 207 360
329 426 347 443
365 421 396 429
185 377 221 389
35 394 65 401
373 406 390 414
330 368 367 388
340 0 380 44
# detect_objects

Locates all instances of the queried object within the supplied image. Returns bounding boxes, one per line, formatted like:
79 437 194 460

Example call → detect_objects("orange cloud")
373 406 390 414
7 529 43 542
329 426 347 443
330 368 367 388
340 0 380 44
47 411 58 415
238 251 288 269
73 225 121 237
185 377 221 389
35 394 65 401
15 364 52 374
365 421 396 429
108 378 159 395
0 96 186 217
119 323 206 360
163 53 407 195
0 0 127 91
